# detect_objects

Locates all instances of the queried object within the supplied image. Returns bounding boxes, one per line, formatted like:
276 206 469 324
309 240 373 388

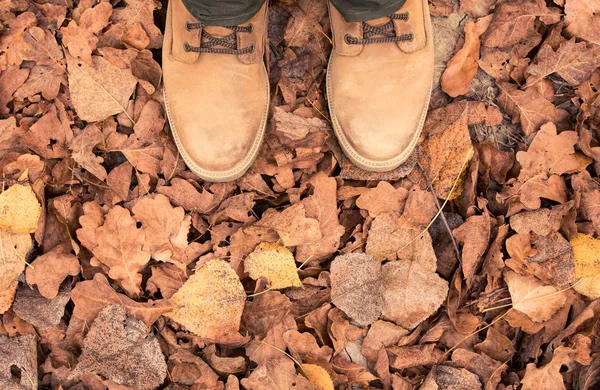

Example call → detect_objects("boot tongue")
367 16 391 27
203 26 235 38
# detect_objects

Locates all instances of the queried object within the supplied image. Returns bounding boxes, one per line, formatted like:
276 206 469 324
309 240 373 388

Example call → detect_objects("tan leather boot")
327 0 434 172
163 0 269 182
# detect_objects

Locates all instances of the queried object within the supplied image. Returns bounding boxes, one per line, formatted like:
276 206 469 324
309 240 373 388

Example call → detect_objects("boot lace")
345 12 413 45
184 22 255 55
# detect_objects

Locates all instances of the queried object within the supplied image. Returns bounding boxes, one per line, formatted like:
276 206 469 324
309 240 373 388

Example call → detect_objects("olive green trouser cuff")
181 0 408 26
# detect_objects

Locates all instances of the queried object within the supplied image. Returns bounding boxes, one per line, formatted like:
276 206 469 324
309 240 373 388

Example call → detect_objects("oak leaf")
132 194 190 268
71 273 169 328
569 233 600 298
330 252 382 326
110 0 163 49
521 346 574 390
0 232 33 314
70 124 108 180
254 202 322 247
69 304 167 389
25 244 79 299
564 0 600 45
355 181 408 217
526 38 596 87
516 123 591 180
0 182 41 234
157 179 235 213
441 20 481 97
244 242 302 289
497 82 569 136
67 54 137 122
504 270 567 322
60 2 112 65
165 259 246 341
92 205 151 296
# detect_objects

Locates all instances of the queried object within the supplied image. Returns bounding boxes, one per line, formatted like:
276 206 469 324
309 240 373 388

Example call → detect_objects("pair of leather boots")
163 0 434 182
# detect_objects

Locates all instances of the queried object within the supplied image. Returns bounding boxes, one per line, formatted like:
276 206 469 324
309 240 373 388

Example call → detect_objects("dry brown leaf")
157 179 235 213
92 205 150 296
330 252 382 326
453 212 492 288
362 320 410 362
165 259 246 342
521 346 574 390
420 365 482 390
302 364 334 390
242 291 292 337
504 270 567 322
60 2 112 65
242 357 318 389
355 181 408 217
25 244 79 299
70 123 107 180
570 233 600 298
132 194 190 268
0 65 29 115
526 38 596 87
0 182 41 234
254 202 322 247
381 260 448 330
13 284 71 328
497 82 569 136
0 334 37 390
441 20 481 97
564 0 600 45
110 0 163 49
67 54 137 122
517 123 591 180
244 242 302 289
510 202 573 236
71 273 169 328
0 232 33 314
69 305 167 389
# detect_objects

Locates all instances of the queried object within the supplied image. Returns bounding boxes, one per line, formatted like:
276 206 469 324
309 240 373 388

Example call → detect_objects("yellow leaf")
0 231 33 313
569 233 600 298
301 364 334 390
0 183 41 234
244 242 302 289
165 259 245 341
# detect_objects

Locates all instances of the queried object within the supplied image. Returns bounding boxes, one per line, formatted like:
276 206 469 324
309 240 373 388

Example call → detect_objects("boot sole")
163 62 270 183
326 54 431 172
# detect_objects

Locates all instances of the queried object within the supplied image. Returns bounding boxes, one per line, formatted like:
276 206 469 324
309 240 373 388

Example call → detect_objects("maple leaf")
69 304 167 389
92 205 151 296
165 259 246 342
497 82 569 136
330 253 382 326
67 54 137 122
441 20 481 97
244 242 302 289
131 194 190 268
526 38 597 87
60 2 112 65
25 244 79 300
504 270 567 322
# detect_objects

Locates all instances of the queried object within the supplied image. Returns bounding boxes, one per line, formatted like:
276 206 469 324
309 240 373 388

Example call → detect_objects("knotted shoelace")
184 22 254 55
345 12 413 45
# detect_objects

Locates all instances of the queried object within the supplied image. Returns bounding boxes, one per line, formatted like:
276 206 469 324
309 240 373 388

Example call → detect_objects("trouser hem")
330 0 408 22
181 0 265 26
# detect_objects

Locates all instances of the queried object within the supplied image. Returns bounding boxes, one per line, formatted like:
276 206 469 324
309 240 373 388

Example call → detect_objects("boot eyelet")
405 12 410 20
184 42 191 52
344 34 352 44
249 43 255 53
408 33 414 41
247 23 254 33
185 22 192 31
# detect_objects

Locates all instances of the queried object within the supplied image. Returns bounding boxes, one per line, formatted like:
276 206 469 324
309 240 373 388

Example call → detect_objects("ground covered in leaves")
0 0 600 388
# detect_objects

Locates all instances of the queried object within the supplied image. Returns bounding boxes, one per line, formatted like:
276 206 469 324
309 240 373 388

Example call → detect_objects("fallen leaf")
168 349 220 387
387 344 445 370
441 20 481 97
69 304 167 389
497 82 569 136
165 259 246 342
526 38 596 87
25 243 79 299
302 364 334 390
23 105 72 159
504 270 567 322
453 212 492 288
91 205 150 296
70 123 108 180
564 0 600 45
67 54 137 122
0 334 37 390
569 233 600 298
510 202 573 236
244 242 302 289
381 260 449 330
330 252 381 326
0 232 33 314
110 0 163 49
242 291 292 337
521 346 574 390
451 348 506 390
12 284 71 328
420 365 482 390
71 273 169 329
0 182 41 234
157 179 235 213
254 202 322 247
205 344 247 375
362 320 410 362
241 357 317 390
355 181 408 217
61 2 112 65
